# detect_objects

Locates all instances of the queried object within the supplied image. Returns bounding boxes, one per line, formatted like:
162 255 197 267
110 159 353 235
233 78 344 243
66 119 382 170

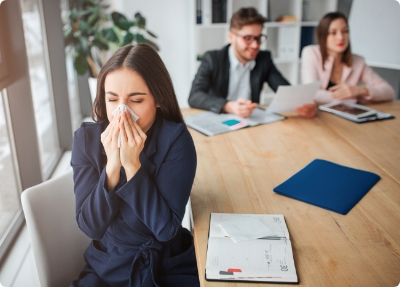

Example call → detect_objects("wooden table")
182 102 400 287
319 101 400 184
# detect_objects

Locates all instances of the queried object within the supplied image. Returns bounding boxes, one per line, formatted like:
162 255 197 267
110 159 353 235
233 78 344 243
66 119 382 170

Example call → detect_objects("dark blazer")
70 113 199 287
188 44 290 113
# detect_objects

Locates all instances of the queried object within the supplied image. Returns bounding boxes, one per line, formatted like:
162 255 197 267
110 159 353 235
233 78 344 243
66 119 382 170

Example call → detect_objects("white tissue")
111 104 139 147
111 104 139 121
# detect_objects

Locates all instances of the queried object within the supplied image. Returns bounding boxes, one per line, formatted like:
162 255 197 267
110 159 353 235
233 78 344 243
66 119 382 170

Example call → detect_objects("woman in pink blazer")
301 12 395 104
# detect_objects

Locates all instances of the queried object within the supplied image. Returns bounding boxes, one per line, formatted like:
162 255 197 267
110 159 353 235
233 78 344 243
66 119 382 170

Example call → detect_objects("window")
19 0 61 179
0 90 21 248
61 0 82 131
0 0 74 262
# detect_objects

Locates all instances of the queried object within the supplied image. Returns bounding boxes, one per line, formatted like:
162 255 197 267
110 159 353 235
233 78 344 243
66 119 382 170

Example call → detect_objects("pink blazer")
301 45 395 104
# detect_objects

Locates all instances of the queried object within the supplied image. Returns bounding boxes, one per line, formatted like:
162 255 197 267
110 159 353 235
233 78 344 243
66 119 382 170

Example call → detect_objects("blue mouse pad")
273 159 380 215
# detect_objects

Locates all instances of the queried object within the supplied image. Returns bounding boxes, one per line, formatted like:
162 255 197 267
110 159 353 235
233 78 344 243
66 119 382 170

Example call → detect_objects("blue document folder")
273 159 380 215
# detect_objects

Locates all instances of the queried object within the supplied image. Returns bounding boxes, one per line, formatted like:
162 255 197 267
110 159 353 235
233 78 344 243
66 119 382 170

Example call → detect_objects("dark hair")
92 44 183 123
316 12 352 69
230 7 267 31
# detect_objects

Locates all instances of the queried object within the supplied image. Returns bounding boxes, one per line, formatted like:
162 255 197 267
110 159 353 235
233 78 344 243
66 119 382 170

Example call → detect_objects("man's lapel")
222 46 230 98
250 63 260 102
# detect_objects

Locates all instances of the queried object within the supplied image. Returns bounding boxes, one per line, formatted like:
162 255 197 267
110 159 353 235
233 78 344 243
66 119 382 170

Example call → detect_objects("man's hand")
295 102 317 119
223 99 258 118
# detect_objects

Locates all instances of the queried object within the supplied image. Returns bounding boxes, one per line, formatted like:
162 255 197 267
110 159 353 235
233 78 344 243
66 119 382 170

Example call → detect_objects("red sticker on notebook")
227 268 242 273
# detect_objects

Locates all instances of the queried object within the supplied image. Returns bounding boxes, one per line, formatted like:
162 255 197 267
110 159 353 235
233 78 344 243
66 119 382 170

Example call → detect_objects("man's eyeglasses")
233 32 267 44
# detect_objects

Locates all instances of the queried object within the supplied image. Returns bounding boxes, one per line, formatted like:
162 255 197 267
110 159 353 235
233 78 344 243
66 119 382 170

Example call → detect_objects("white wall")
112 0 192 108
349 0 400 70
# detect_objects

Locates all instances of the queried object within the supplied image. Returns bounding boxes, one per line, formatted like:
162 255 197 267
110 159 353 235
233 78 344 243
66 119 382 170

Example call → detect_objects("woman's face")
105 68 158 132
326 18 349 56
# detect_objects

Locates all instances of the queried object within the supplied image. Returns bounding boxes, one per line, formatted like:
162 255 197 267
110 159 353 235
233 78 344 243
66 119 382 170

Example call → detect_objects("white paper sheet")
219 217 276 243
206 237 297 280
209 213 289 239
266 81 320 113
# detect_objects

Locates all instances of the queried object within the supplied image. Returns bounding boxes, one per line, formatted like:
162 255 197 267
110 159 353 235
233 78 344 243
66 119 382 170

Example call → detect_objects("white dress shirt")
227 46 256 102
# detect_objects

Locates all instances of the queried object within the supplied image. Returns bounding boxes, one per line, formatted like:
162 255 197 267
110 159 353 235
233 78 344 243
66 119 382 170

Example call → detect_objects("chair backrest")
182 197 194 233
21 170 90 287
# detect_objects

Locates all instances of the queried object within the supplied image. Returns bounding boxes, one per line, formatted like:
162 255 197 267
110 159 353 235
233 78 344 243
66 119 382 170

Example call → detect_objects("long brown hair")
316 12 352 70
92 44 183 123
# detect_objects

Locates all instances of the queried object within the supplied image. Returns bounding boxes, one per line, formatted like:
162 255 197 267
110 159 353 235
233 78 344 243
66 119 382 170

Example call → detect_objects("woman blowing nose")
301 12 394 104
70 44 199 287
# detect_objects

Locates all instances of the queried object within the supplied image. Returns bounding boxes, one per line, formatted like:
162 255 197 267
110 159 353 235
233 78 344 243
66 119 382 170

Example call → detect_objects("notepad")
273 159 380 215
184 109 285 136
205 213 298 283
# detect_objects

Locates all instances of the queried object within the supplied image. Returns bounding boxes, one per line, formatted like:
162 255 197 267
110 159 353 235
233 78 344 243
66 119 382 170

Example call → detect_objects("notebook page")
206 237 297 280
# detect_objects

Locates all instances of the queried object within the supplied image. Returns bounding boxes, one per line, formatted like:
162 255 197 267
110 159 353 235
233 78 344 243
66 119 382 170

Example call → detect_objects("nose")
250 39 260 49
337 32 345 40
119 98 129 105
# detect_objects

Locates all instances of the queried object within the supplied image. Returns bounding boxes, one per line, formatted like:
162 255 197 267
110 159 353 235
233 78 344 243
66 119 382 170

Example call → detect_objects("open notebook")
205 213 298 283
184 109 284 136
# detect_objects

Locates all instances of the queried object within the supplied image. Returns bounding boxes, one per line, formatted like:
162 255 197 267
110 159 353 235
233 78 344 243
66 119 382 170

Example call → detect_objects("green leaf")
86 6 98 14
122 32 134 46
78 20 91 32
92 37 109 50
146 29 157 39
101 28 119 43
112 12 134 31
69 9 80 20
77 36 89 53
134 12 146 28
87 11 99 25
87 22 100 35
136 33 145 43
63 27 72 38
80 9 93 17
74 53 89 75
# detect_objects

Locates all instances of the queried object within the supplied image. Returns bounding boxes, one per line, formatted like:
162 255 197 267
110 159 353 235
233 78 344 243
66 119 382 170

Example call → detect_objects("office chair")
21 168 194 287
21 170 90 287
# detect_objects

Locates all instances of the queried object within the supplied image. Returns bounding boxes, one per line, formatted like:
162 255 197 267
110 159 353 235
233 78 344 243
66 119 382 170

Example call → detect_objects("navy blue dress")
70 112 199 287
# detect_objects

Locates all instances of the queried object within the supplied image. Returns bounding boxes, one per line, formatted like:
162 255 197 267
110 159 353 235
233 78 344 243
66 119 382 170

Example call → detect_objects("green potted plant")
64 0 159 100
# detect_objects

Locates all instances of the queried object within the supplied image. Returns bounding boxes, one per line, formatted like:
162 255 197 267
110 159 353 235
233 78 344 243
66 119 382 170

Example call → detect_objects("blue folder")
273 159 380 215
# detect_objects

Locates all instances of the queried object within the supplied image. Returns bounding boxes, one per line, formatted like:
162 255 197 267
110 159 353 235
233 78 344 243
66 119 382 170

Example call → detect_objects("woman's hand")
296 102 317 119
101 114 121 191
119 109 147 180
329 84 369 100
